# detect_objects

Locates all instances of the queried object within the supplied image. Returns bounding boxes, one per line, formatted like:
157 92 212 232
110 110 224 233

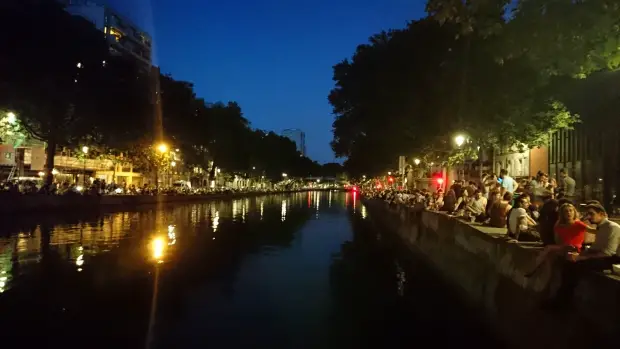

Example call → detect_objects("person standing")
500 169 518 194
559 169 576 203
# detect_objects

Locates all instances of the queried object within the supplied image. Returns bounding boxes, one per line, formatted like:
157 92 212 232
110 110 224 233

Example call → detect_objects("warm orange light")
156 143 168 153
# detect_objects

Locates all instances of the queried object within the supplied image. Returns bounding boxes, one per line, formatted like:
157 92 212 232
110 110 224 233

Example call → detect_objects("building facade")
59 0 152 66
548 127 607 203
281 129 306 156
493 146 548 179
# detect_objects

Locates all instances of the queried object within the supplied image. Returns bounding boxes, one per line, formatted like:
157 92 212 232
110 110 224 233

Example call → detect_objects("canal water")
0 191 502 348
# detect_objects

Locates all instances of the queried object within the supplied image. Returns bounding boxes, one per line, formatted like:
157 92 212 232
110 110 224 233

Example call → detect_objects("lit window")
109 27 123 42
4 153 12 160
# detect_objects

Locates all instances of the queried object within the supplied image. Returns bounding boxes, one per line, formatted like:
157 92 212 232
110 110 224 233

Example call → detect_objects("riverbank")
363 198 619 349
0 188 342 214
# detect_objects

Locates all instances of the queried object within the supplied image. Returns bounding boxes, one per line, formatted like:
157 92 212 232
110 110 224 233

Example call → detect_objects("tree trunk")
44 140 56 186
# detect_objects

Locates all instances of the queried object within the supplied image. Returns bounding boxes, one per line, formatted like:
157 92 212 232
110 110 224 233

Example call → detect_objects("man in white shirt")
507 193 537 240
500 169 518 194
574 203 620 261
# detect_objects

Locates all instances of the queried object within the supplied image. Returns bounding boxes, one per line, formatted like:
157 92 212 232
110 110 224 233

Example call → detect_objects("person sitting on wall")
454 188 470 215
506 193 539 242
488 192 513 228
465 190 488 222
538 195 571 246
549 202 620 308
440 189 457 213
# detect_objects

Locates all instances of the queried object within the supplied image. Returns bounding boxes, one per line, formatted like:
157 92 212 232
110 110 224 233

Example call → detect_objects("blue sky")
107 0 426 163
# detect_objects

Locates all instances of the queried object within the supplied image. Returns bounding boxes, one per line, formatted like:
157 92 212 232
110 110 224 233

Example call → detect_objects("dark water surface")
0 191 502 348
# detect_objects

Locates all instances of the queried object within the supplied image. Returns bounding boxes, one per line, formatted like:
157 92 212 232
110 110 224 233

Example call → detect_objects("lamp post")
170 161 176 187
156 143 168 187
81 146 89 187
454 134 466 180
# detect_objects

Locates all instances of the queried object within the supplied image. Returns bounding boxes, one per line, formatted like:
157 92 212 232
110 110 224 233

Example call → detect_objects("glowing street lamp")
157 143 168 153
387 171 392 176
81 146 89 187
170 161 177 167
6 112 16 124
414 158 421 166
282 173 288 178
454 134 466 147
252 166 256 170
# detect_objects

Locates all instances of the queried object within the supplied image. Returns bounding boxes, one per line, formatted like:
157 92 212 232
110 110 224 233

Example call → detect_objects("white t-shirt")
591 219 620 256
508 207 528 235
502 175 516 193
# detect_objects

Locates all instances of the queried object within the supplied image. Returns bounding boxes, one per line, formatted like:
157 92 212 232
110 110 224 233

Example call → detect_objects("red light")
388 176 394 183
352 186 358 192
376 184 382 189
436 178 444 185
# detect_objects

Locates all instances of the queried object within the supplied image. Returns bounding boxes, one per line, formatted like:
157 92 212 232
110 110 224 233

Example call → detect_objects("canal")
0 191 502 348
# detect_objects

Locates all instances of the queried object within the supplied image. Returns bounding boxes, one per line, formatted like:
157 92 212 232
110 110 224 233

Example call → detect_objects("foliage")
0 0 331 185
327 1 610 174
0 0 153 184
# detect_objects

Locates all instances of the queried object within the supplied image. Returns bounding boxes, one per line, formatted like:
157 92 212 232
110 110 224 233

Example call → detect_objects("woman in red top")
526 203 596 277
554 203 595 251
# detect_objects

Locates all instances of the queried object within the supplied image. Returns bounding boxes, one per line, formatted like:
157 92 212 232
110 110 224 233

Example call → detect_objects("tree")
329 7 585 175
0 0 151 184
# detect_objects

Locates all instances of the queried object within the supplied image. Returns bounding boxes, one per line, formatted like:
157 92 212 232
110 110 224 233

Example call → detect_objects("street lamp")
414 158 421 166
454 134 466 180
157 143 168 153
252 166 256 170
170 161 176 167
387 171 392 175
6 112 16 124
82 146 89 187
282 173 288 178
454 134 466 147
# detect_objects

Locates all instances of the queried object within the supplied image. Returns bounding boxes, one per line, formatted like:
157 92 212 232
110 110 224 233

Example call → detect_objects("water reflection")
0 192 498 348
212 207 220 232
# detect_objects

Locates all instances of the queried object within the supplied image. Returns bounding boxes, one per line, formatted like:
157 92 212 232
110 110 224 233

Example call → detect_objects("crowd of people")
362 168 620 308
0 178 305 197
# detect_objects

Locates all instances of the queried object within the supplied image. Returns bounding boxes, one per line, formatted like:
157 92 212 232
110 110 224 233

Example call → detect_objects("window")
4 152 12 160
109 27 123 42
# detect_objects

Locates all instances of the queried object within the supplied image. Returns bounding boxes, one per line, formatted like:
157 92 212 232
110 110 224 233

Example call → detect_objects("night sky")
106 0 426 163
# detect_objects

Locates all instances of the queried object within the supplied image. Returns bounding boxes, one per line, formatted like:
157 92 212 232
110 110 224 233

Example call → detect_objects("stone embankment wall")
364 199 619 348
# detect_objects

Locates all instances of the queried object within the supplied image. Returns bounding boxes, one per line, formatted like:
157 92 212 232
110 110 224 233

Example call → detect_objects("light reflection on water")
0 192 353 295
0 191 499 347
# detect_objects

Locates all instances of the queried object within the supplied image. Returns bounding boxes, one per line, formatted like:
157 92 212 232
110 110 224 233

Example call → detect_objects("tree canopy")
328 0 619 176
0 0 327 184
